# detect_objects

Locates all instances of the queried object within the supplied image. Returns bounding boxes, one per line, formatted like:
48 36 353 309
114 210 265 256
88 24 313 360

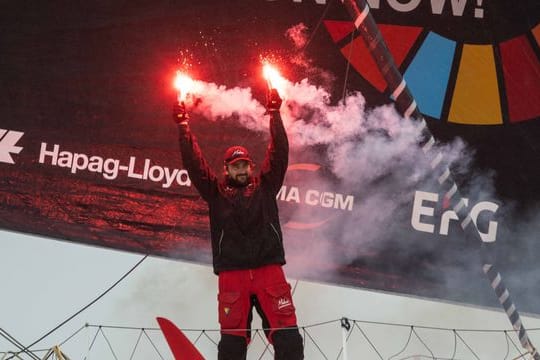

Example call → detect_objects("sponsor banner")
0 1 538 313
38 142 191 188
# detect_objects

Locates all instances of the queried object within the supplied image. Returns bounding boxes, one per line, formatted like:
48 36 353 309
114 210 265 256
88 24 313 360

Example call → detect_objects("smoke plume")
185 77 467 243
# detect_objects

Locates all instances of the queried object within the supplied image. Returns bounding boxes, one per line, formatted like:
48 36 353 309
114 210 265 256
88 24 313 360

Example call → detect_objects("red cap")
223 146 252 164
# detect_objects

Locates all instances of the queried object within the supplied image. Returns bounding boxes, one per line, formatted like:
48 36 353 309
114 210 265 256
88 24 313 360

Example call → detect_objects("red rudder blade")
156 317 205 360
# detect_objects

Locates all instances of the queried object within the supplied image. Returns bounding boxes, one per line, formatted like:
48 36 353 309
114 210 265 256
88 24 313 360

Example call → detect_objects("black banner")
1 0 539 313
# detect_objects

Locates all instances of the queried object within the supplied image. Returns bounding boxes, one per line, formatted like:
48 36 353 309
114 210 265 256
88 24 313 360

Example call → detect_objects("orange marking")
448 44 503 125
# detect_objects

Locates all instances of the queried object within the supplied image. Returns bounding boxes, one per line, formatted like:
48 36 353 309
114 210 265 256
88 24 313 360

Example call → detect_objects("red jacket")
178 112 289 274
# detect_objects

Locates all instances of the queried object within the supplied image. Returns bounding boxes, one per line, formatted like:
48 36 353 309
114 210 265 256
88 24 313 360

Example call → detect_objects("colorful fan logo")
324 14 540 125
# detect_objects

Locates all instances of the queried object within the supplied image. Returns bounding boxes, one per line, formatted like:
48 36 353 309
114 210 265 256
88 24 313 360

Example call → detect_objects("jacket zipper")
218 229 224 255
270 223 282 245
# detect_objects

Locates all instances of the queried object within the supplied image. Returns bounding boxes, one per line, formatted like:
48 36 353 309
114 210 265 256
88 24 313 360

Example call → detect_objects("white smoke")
186 75 468 186
185 81 267 132
285 22 336 89
285 23 309 49
184 76 471 260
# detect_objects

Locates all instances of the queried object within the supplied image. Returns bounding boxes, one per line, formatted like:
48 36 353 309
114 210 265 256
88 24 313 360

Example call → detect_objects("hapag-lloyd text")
39 143 191 188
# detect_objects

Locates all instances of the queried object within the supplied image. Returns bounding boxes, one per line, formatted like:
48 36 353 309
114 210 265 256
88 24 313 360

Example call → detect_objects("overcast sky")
1 228 539 359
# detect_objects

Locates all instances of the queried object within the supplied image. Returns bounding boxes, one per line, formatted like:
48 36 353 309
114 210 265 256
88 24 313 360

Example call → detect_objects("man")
173 88 304 360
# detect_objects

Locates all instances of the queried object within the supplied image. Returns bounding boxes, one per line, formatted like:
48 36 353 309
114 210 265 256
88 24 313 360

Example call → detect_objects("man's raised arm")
261 89 289 193
173 102 218 202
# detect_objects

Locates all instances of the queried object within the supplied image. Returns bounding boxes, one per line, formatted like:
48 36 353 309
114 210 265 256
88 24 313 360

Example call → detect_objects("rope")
99 327 119 360
411 327 436 359
291 279 300 296
253 329 274 360
59 325 86 347
128 330 143 360
0 329 40 360
453 331 481 359
141 329 166 360
82 326 101 360
353 322 384 359
335 320 354 360
3 319 539 359
450 330 459 359
504 331 513 360
303 328 329 359
388 326 414 360
300 0 334 53
199 330 218 347
5 254 148 360
506 331 528 359
81 321 540 336
341 29 356 103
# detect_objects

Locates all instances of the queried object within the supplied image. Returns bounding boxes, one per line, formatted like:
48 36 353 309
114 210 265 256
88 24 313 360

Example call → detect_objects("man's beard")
228 174 250 187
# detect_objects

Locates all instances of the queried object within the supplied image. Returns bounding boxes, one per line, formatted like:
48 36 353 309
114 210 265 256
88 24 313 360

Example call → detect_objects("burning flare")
262 63 286 95
174 71 195 102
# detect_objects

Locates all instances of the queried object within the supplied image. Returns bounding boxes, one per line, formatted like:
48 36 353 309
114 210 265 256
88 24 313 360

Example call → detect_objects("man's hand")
266 88 282 112
173 102 189 125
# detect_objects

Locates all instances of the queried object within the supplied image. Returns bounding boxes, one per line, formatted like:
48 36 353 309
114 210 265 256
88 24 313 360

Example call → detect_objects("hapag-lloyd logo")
0 129 24 164
38 143 191 189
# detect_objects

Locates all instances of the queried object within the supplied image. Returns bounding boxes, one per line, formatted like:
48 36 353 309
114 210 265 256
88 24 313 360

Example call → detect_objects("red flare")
174 71 195 102
262 63 285 93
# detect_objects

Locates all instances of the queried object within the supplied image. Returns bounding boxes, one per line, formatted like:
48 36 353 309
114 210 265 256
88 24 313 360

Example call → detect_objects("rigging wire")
128 330 144 360
453 331 480 359
300 0 334 53
141 329 166 360
411 327 436 359
59 325 86 347
388 326 414 360
254 330 274 360
450 330 458 360
99 328 119 360
81 321 540 336
353 321 384 359
291 279 300 296
203 330 219 346
143 330 164 360
302 328 329 360
503 331 512 360
506 330 528 359
335 320 355 360
3 319 539 359
0 329 40 360
82 327 101 360
5 254 148 360
341 29 356 103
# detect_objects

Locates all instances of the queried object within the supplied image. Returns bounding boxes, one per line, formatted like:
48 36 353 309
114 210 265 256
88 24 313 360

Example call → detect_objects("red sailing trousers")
217 264 298 342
